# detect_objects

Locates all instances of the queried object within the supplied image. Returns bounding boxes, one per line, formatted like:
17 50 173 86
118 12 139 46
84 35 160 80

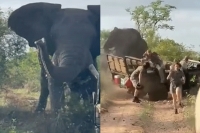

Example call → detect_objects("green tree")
100 30 110 54
126 0 176 47
152 39 200 61
125 1 200 62
0 8 29 88
0 8 8 37
6 48 40 90
100 30 110 48
144 29 161 49
152 39 185 61
0 8 10 87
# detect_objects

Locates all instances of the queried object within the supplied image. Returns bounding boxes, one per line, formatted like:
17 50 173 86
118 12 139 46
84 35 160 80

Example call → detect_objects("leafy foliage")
100 30 110 47
100 30 110 53
124 0 199 61
126 0 176 39
45 91 94 133
5 48 40 90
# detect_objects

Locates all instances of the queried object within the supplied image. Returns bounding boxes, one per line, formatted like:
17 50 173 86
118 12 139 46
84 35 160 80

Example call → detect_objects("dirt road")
101 87 194 133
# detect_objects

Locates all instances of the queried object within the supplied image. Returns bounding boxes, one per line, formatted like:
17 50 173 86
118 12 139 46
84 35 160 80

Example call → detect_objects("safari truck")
106 54 200 100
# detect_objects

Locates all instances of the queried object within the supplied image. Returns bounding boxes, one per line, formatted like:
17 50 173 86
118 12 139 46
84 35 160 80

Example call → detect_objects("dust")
100 54 131 109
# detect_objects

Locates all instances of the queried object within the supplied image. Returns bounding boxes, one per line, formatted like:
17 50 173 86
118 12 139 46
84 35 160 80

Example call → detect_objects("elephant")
103 27 168 100
8 2 100 113
103 27 148 58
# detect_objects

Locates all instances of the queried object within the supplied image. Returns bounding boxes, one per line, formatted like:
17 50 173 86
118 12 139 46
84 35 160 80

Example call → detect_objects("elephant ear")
87 5 100 16
87 5 100 26
87 5 100 60
8 2 61 47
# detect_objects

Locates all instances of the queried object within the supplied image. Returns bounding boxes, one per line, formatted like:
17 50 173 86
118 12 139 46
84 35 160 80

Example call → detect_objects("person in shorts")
167 62 185 114
130 62 150 103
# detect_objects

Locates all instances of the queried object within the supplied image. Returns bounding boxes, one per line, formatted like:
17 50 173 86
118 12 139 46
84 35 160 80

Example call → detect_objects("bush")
47 91 95 133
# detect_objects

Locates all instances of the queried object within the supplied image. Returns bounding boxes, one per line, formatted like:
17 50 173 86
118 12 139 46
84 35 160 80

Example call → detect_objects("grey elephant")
103 27 148 58
8 2 100 113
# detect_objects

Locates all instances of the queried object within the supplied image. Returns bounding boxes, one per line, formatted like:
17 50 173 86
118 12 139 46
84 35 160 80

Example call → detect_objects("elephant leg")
48 77 65 113
35 68 49 112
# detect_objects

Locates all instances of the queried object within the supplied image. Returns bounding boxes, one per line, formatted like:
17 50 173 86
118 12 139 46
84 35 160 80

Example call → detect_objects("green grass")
139 101 154 124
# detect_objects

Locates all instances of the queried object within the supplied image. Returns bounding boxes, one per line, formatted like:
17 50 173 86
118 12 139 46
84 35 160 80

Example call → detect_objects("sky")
101 0 200 52
1 0 200 52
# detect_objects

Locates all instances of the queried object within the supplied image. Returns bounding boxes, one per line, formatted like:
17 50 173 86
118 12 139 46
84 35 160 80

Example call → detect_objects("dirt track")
101 87 194 133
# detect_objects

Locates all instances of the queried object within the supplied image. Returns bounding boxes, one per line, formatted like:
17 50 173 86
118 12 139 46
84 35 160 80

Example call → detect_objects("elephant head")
8 3 100 58
103 27 148 58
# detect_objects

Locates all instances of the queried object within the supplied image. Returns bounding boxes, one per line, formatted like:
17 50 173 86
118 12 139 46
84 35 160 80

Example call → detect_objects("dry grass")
139 101 154 124
0 88 96 133
184 94 196 132
0 88 54 133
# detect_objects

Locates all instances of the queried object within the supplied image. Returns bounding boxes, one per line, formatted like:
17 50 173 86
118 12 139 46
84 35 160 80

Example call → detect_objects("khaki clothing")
130 66 146 79
130 66 146 88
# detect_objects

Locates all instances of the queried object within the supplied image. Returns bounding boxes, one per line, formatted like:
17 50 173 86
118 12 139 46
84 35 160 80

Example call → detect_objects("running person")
167 62 185 114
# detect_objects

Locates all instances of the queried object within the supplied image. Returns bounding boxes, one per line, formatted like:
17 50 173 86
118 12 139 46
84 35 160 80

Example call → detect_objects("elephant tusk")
34 38 51 78
88 64 100 104
34 37 46 44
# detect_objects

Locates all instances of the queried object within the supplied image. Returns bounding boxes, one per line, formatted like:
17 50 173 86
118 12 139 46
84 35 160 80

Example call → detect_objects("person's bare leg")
171 92 178 114
176 86 183 108
134 89 139 97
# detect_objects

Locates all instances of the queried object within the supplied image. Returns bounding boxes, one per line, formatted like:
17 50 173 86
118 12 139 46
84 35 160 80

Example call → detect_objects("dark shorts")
170 82 182 93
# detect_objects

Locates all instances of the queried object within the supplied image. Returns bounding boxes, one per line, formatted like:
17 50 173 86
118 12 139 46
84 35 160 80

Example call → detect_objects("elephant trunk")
35 38 93 83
